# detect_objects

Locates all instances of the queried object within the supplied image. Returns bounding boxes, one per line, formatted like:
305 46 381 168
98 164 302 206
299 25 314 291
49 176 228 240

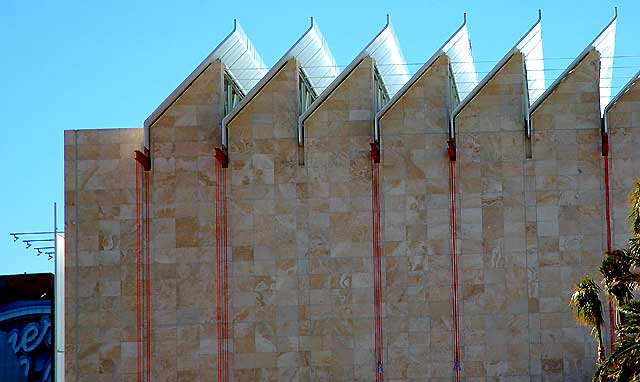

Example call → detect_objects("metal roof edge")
453 12 542 120
222 19 317 146
529 47 595 115
377 14 471 122
604 69 640 114
144 20 261 129
530 8 617 115
298 16 397 142
376 51 446 122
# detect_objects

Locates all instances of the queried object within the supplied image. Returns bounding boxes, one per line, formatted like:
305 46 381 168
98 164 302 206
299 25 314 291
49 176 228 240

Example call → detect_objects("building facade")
64 15 640 382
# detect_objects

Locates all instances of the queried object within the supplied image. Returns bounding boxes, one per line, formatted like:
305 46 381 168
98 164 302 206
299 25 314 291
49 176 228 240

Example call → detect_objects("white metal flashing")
530 8 617 116
144 20 266 130
221 18 338 147
298 15 409 146
603 69 640 133
443 15 478 102
374 14 478 141
451 11 544 138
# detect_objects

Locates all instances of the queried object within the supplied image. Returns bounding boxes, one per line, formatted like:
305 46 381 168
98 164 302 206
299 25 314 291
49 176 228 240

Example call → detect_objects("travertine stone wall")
608 79 640 249
147 61 224 382
226 59 303 381
454 53 530 380
303 56 375 381
65 47 639 382
378 55 453 381
530 49 603 381
64 128 144 382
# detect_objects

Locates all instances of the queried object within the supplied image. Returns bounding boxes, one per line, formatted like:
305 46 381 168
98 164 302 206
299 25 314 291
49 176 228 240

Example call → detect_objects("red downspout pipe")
447 139 461 382
602 133 615 351
370 142 384 382
134 150 151 382
214 147 230 382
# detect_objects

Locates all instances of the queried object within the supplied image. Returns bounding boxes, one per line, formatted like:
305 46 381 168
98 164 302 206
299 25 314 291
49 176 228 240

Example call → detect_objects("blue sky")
1 0 638 275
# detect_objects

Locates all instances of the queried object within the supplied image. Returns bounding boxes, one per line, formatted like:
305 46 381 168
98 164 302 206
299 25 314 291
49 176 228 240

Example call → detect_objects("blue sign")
0 274 54 382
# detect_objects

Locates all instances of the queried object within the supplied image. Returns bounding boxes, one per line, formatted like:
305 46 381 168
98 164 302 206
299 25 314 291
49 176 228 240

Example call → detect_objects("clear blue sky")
1 0 638 275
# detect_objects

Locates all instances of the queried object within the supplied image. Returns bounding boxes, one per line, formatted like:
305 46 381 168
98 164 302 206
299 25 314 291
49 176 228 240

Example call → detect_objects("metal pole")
53 202 57 381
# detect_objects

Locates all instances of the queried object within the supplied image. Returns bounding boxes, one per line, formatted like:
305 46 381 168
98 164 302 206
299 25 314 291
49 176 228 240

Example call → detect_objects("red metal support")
135 150 151 171
370 142 380 164
215 147 229 169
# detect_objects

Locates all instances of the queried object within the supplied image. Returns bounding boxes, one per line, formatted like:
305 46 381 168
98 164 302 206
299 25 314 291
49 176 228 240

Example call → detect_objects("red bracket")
134 150 151 171
447 139 456 162
601 133 609 157
370 142 380 164
215 147 229 168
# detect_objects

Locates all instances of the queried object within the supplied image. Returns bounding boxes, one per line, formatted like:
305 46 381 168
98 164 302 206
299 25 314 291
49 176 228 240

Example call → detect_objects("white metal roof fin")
144 19 267 131
442 13 478 102
530 7 617 116
452 12 543 128
374 13 477 142
221 18 338 147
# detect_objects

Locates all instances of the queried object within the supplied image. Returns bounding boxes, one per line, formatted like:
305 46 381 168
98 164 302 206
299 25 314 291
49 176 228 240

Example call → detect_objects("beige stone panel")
608 78 640 249
304 56 374 381
147 61 224 381
530 49 603 381
455 53 530 380
228 59 302 381
65 128 144 381
379 54 453 381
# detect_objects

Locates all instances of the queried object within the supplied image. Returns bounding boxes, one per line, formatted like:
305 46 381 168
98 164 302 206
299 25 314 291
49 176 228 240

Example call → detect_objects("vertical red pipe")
215 160 223 382
135 162 143 382
222 166 230 382
370 142 384 382
602 134 615 351
144 171 151 381
448 140 461 382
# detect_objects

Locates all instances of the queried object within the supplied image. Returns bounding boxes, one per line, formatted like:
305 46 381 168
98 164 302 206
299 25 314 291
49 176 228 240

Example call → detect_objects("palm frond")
601 250 635 305
571 277 605 344
630 179 640 237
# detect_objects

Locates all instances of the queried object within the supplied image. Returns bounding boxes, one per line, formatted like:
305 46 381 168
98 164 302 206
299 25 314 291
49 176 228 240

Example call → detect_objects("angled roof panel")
531 9 617 115
288 20 340 94
516 17 544 103
222 18 338 146
453 12 544 121
376 15 478 134
593 15 617 109
365 17 410 96
442 17 478 101
144 20 267 129
211 21 268 93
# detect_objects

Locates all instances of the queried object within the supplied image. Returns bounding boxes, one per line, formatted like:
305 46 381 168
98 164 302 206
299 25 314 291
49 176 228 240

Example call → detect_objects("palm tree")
601 250 636 307
594 301 640 381
629 180 640 260
571 277 606 366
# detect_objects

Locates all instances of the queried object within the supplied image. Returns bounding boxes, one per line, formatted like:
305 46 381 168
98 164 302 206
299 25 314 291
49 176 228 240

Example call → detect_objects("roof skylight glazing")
290 20 340 95
210 20 268 93
593 15 617 111
365 17 410 97
442 20 478 101
516 17 545 104
145 20 266 129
